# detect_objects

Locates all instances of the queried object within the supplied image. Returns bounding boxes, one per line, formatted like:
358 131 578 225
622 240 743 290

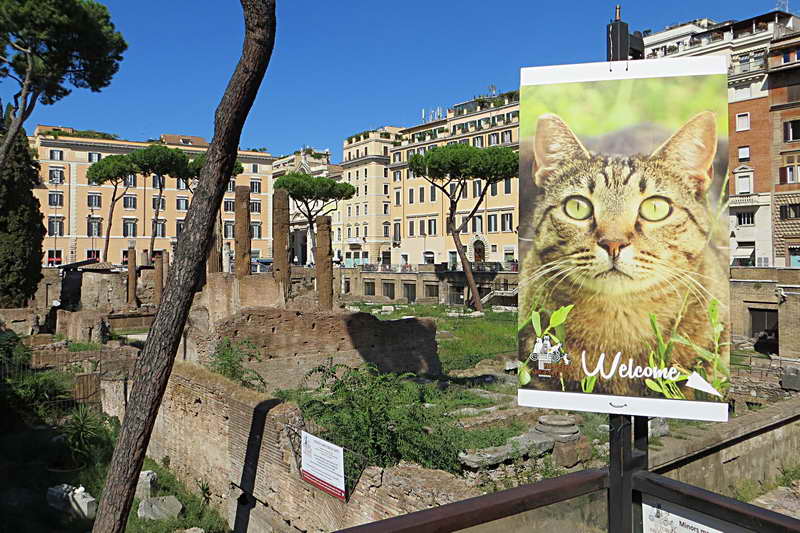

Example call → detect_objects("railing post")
608 413 633 533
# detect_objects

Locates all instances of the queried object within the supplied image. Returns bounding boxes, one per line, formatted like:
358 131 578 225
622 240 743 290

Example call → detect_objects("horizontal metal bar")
633 471 800 533
335 468 608 533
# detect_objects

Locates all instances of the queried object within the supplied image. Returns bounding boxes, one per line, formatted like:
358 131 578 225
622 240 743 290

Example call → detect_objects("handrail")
633 471 800 533
335 468 608 533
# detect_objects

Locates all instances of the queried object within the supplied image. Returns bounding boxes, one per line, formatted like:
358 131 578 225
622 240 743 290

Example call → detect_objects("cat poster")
517 57 730 421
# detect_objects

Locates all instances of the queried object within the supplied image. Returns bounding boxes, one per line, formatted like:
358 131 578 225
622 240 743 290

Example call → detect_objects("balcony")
347 237 363 245
360 263 417 273
729 60 766 76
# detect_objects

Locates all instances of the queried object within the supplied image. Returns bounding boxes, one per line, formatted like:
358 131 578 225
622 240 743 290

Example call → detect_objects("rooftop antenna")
488 84 497 96
421 107 426 123
777 0 789 11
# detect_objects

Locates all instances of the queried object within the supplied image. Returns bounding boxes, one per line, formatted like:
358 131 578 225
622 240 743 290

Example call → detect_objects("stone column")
162 251 170 283
127 245 137 307
234 185 251 279
206 219 222 274
272 188 290 299
315 215 333 310
154 253 164 305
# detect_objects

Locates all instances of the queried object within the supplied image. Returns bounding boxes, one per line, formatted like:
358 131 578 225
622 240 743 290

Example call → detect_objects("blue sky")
9 1 771 161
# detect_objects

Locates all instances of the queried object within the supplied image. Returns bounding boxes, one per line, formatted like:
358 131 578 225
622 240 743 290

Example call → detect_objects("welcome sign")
517 57 730 421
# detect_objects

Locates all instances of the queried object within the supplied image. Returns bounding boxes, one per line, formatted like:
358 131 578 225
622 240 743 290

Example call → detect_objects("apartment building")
333 126 403 267
644 10 800 267
385 91 520 268
768 28 800 267
271 148 340 265
32 125 275 267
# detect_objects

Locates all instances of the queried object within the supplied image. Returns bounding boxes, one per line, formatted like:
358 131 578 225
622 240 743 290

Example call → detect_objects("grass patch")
67 341 102 352
350 303 517 373
458 422 525 451
110 327 150 337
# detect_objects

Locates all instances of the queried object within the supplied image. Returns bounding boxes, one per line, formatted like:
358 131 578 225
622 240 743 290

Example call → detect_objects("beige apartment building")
385 91 520 269
333 127 403 267
31 125 275 268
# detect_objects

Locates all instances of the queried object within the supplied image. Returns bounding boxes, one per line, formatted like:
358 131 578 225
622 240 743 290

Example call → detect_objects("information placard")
517 57 730 421
300 430 346 500
642 495 754 533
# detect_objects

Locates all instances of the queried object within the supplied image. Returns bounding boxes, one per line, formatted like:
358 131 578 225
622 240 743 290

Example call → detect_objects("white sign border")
518 389 728 421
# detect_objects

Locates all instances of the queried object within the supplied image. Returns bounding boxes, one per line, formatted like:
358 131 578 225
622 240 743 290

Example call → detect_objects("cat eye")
563 196 593 220
639 196 672 222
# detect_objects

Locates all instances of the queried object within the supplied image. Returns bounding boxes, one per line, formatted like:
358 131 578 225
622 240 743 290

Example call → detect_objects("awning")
732 247 755 259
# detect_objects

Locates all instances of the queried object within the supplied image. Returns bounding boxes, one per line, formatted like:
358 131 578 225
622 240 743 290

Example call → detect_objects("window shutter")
785 122 792 142
780 166 788 184
780 205 788 219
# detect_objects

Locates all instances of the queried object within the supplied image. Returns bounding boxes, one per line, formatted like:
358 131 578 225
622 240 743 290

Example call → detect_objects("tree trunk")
91 2 275 532
450 218 483 311
148 184 164 264
0 55 37 171
103 184 119 262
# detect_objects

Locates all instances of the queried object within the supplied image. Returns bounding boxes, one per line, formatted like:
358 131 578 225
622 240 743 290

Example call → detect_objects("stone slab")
459 428 555 469
138 495 183 521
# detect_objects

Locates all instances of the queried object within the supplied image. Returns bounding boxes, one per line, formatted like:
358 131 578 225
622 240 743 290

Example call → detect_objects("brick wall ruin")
100 362 477 532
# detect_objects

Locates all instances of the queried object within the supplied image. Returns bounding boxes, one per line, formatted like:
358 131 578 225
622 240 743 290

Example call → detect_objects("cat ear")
533 114 590 186
649 111 717 192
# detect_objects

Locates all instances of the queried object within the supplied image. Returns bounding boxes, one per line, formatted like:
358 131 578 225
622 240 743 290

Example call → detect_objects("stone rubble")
138 495 183 521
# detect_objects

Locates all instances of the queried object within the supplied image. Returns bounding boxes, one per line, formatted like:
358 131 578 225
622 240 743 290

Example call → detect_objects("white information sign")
642 495 755 533
300 430 345 500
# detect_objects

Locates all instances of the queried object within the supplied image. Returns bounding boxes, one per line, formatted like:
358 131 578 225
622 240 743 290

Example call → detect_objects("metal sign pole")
608 414 649 532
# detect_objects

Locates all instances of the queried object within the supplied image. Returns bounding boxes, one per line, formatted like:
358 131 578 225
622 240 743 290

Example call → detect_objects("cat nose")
598 239 629 260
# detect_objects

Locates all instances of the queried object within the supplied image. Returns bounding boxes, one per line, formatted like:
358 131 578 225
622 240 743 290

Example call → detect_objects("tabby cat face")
531 112 717 297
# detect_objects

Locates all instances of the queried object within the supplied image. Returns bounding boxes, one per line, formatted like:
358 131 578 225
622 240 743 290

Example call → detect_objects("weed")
206 338 266 392
67 341 102 352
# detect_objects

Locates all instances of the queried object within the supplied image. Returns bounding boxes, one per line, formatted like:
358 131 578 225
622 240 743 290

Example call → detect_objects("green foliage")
409 143 479 182
0 0 127 105
644 314 689 400
274 171 355 227
517 304 573 388
60 404 110 466
128 144 190 181
8 369 72 421
67 341 101 352
86 153 138 186
206 338 266 392
41 129 118 140
0 118 44 306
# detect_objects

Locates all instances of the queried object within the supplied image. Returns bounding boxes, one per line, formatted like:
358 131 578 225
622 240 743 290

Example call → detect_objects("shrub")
60 405 112 466
206 338 266 392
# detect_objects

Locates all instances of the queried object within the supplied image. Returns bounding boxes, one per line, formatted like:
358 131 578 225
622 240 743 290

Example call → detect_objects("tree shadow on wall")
232 398 281 533
344 312 443 377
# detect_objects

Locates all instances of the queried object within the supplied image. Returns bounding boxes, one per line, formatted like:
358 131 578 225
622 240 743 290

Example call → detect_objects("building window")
87 193 102 208
430 185 436 202
250 200 261 213
176 178 189 190
47 249 62 266
250 222 262 239
47 217 64 237
408 188 414 204
383 203 389 215
152 174 165 189
779 203 800 219
347 227 352 238
356 205 360 216
224 198 235 212
393 222 401 241
347 206 352 217
408 220 414 237
419 220 426 236
177 197 189 211
784 50 792 63
355 226 360 237
736 173 752 194
428 218 437 236
488 133 499 146
504 177 512 194
393 153 401 163
779 166 798 184
152 220 166 238
49 168 64 184
48 192 64 207
364 281 375 296
87 217 102 237
336 228 341 241
86 249 100 260
501 213 513 231
88 152 102 163
124 174 137 188
736 211 755 226
343 278 350 293
226 180 235 193
50 150 63 161
738 146 750 162
123 219 137 237
736 113 750 132
383 223 390 237
473 180 482 198
250 180 261 193
252 163 258 173
501 130 512 144
383 167 388 177
784 120 800 142
152 196 166 211
473 136 484 148
383 183 389 195
224 221 235 239
363 184 368 195
176 220 185 237
488 214 498 232
419 186 425 203
383 282 395 300
425 284 439 298
363 224 369 237
123 195 137 209
472 215 483 233
490 181 498 196
393 170 401 182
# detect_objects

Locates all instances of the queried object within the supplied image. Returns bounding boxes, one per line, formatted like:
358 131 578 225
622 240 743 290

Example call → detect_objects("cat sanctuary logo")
517 57 731 421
